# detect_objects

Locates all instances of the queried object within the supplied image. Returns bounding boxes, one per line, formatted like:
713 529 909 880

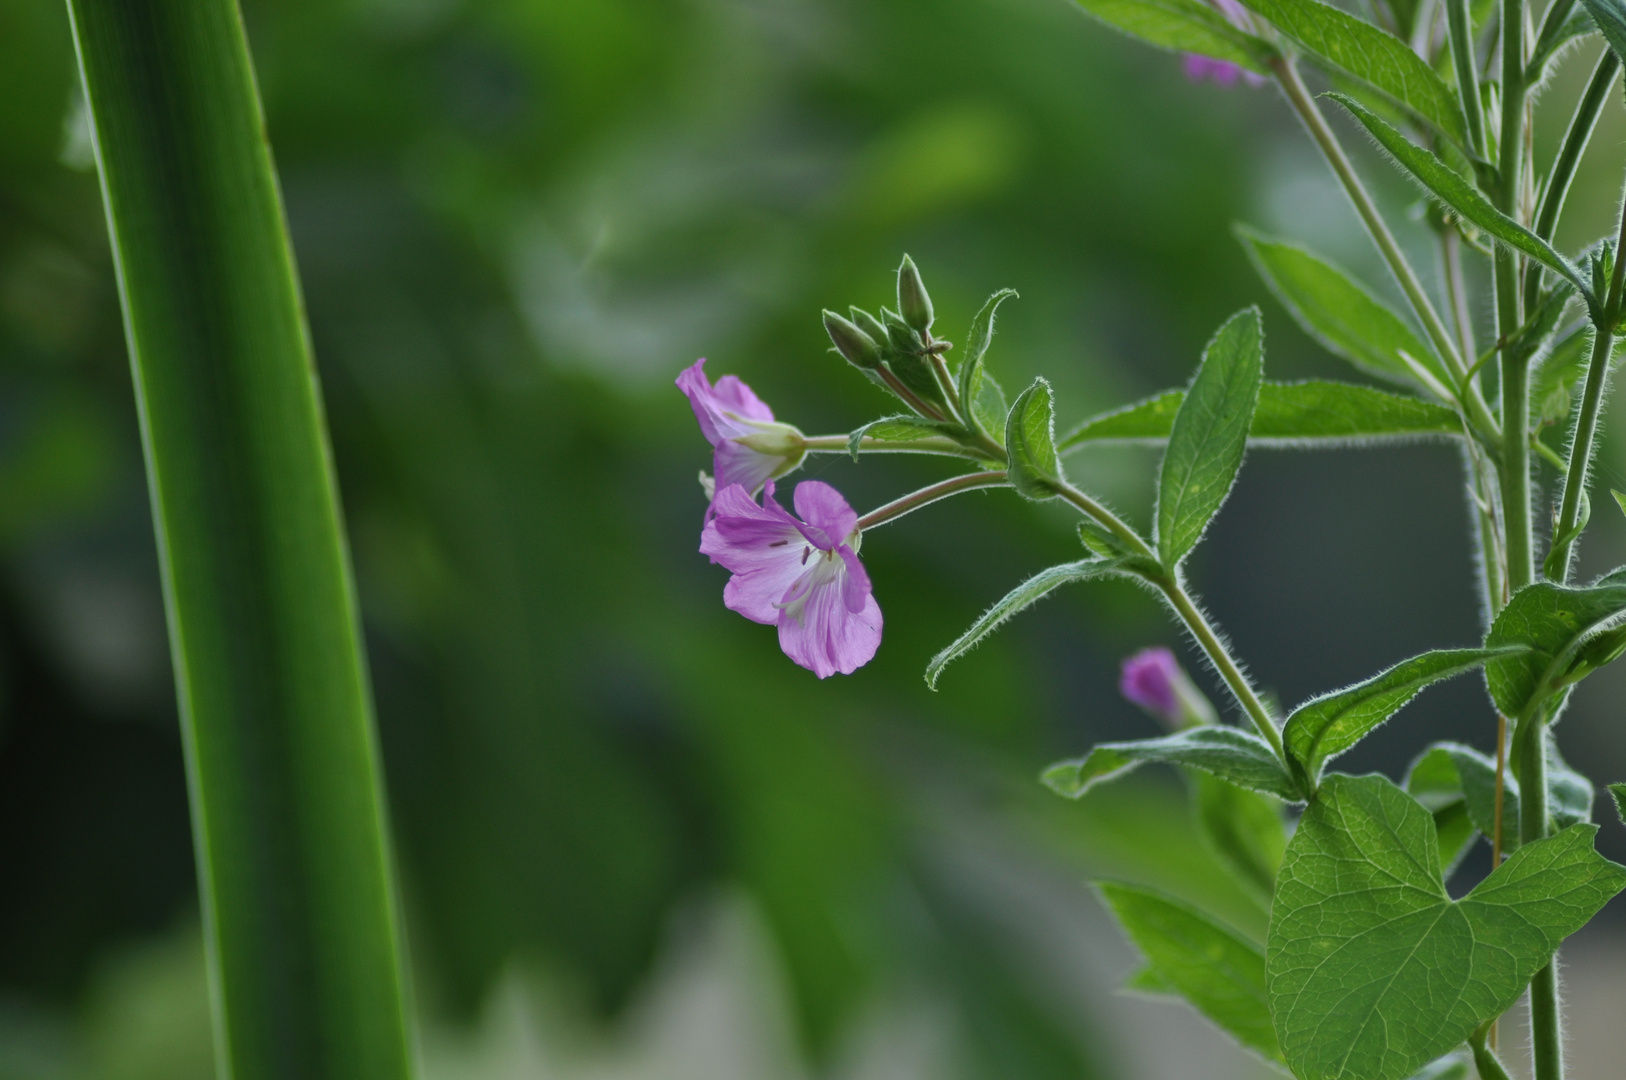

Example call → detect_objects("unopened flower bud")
823 309 882 369
1119 647 1217 729
850 308 890 354
881 307 921 353
897 254 934 333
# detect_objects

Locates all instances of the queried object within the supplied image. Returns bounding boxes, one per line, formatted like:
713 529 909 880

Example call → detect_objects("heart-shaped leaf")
1043 725 1302 802
1268 773 1626 1080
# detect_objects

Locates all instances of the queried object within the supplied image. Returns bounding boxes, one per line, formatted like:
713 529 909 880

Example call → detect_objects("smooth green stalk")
804 434 998 461
1525 51 1619 314
64 1 414 1077
1446 0 1487 158
856 470 1009 530
1051 480 1285 761
1272 58 1501 444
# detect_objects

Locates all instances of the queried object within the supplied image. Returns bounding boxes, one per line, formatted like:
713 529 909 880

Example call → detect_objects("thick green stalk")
65 2 414 1078
1272 58 1501 443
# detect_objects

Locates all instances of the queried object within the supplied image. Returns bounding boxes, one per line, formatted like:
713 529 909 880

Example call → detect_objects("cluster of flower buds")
820 256 957 420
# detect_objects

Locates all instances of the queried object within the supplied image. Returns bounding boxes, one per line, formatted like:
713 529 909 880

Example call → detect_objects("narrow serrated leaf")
1006 377 1063 500
1043 726 1302 802
1157 309 1264 566
1061 381 1460 450
1283 646 1523 785
1268 774 1626 1080
1241 0 1467 145
927 558 1121 688
1328 94 1593 299
1071 0 1274 72
958 288 1018 435
1236 227 1449 387
1484 577 1626 718
1098 883 1281 1061
1577 0 1626 65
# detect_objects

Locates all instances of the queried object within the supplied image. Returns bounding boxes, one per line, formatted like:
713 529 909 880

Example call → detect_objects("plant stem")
1495 0 1532 589
1447 0 1487 158
1548 182 1626 580
1519 717 1564 1080
1050 480 1285 760
1472 1022 1517 1080
803 434 997 461
1272 58 1501 443
856 470 1008 530
1444 230 1477 364
1524 51 1618 312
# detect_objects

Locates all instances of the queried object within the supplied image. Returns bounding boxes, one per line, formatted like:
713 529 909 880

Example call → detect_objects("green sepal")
879 308 949 409
1268 773 1626 1080
1282 646 1524 787
1156 309 1264 567
1005 377 1064 500
1097 882 1281 1062
1061 381 1460 450
1042 725 1303 802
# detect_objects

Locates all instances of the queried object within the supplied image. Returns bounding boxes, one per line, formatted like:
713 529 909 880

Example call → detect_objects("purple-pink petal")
713 436 784 499
700 479 882 677
678 358 774 447
793 480 858 546
778 582 882 678
1120 647 1183 720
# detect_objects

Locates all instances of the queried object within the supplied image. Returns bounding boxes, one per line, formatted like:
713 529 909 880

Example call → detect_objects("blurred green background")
3 0 1626 1077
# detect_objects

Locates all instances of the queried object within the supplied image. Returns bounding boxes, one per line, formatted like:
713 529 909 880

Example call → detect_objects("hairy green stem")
1447 0 1486 158
856 470 1008 531
1519 718 1563 1080
1525 51 1619 313
1272 58 1501 443
1548 327 1612 579
1444 230 1477 364
1050 480 1284 760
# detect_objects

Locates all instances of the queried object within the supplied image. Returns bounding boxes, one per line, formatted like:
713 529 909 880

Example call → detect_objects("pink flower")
1182 0 1266 87
677 359 806 505
1120 647 1216 728
700 480 882 678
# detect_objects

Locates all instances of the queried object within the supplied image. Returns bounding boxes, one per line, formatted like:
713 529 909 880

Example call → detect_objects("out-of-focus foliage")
9 0 1625 1075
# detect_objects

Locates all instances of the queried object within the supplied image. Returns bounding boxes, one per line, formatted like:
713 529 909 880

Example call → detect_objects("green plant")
680 0 1626 1072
